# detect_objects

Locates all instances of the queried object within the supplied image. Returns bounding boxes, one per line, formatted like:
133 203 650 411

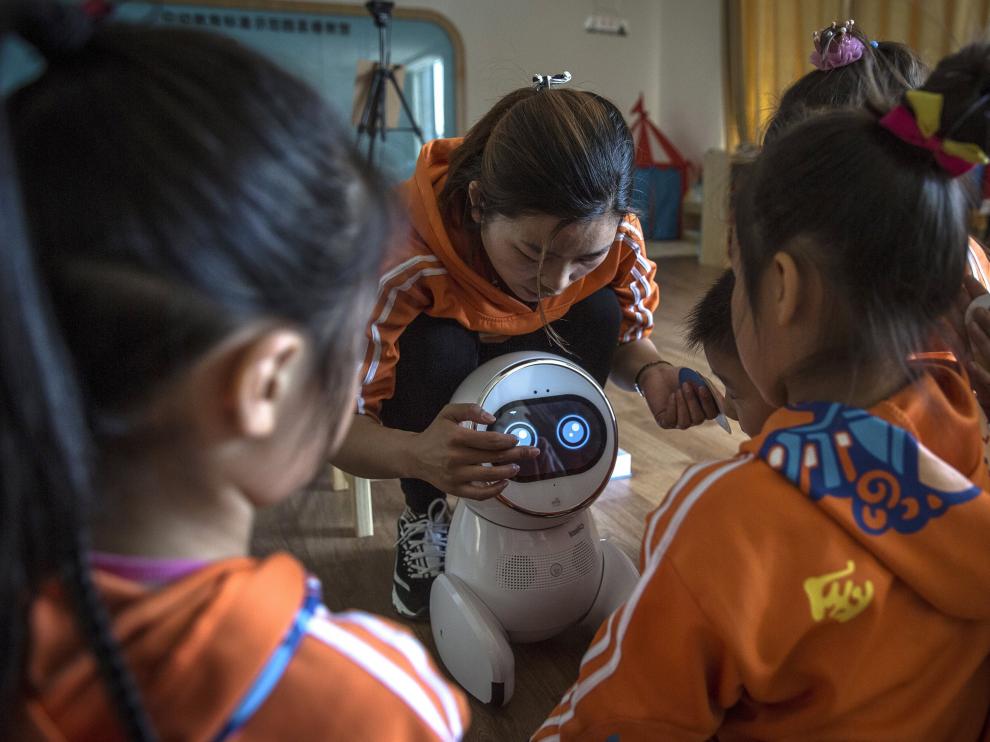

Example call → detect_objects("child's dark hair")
735 41 990 386
440 86 635 342
1 2 389 739
686 270 737 358
764 24 928 144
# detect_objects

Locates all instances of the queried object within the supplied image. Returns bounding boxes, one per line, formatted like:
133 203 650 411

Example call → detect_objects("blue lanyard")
212 579 322 742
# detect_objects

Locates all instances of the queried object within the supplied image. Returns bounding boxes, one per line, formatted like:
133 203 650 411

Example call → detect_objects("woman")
334 75 716 619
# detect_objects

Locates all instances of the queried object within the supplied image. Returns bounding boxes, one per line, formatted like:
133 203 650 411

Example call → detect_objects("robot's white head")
450 352 618 529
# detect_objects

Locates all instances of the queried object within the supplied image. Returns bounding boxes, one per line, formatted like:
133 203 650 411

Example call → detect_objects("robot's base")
431 528 638 706
431 573 514 705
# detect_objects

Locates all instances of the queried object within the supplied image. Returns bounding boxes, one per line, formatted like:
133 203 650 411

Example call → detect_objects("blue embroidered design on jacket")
758 403 980 535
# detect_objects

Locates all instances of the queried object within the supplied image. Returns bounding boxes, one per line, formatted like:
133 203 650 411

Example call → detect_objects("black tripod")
356 1 425 163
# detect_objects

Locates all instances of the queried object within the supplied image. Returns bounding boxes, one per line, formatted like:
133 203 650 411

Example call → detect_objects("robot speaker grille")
496 540 597 591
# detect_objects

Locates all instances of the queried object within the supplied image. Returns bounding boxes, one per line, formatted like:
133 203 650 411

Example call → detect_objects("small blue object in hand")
678 367 708 388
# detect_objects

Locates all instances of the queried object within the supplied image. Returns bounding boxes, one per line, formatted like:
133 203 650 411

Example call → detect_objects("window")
405 55 446 145
0 2 463 182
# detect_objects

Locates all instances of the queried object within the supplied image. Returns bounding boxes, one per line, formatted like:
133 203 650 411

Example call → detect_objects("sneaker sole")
392 585 429 621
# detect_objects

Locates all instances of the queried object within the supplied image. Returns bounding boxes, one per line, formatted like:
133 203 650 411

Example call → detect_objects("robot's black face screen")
489 395 607 483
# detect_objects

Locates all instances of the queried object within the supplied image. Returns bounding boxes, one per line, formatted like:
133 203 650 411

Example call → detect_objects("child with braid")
1 3 467 740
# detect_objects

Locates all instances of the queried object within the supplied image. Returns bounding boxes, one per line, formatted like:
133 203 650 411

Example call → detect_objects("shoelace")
396 500 450 579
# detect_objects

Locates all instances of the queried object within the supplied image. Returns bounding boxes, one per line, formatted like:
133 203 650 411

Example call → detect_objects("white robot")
430 351 640 706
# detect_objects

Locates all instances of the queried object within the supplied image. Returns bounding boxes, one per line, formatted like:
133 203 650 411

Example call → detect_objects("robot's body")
430 352 640 705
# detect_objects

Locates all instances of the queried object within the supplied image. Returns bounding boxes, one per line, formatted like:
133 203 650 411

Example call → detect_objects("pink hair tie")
879 90 990 177
810 20 865 71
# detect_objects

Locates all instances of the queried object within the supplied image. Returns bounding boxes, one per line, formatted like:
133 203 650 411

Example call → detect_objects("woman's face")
469 189 617 302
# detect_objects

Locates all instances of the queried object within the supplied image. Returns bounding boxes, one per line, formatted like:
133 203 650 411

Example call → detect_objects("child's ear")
227 329 306 438
771 251 802 327
467 180 484 224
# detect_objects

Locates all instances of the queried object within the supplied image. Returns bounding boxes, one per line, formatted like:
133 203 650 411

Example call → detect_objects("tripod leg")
374 72 387 146
366 69 385 135
366 69 387 160
387 69 426 144
356 65 381 136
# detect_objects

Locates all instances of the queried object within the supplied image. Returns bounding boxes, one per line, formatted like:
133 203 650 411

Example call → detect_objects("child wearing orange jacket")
2 5 467 740
536 39 990 740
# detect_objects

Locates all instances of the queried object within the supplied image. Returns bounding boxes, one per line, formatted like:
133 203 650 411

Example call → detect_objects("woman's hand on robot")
409 403 540 500
639 362 718 430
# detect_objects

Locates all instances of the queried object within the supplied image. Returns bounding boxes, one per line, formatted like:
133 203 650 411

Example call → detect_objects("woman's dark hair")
764 25 929 144
1 2 389 739
439 86 634 340
440 87 634 222
735 41 990 386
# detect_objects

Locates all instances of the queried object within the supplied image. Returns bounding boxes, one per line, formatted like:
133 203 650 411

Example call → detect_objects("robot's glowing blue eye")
556 415 590 449
505 422 538 447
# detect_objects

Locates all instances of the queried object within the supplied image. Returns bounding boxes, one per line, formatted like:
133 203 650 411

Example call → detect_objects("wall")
654 0 725 165
300 0 662 131
283 0 725 164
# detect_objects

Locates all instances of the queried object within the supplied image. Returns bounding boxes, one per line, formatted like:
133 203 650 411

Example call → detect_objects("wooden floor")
251 257 745 742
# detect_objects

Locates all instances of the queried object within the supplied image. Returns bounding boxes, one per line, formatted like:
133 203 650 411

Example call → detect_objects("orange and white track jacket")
535 364 990 740
20 553 469 741
357 138 660 420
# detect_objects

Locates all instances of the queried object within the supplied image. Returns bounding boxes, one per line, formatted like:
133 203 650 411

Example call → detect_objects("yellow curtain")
725 0 990 149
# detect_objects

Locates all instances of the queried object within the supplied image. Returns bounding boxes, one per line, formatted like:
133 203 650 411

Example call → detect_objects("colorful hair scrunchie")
878 89 990 177
811 19 866 71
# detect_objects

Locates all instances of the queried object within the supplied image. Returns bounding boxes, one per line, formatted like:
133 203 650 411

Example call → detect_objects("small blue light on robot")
505 421 538 448
556 415 590 450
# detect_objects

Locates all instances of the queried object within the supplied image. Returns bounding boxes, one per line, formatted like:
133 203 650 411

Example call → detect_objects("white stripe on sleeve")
616 233 654 341
539 456 753 734
307 611 457 742
642 460 717 563
358 259 447 414
334 609 464 740
619 219 644 241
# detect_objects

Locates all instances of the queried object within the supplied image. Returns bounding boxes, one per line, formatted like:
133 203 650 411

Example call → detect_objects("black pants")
380 286 623 513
